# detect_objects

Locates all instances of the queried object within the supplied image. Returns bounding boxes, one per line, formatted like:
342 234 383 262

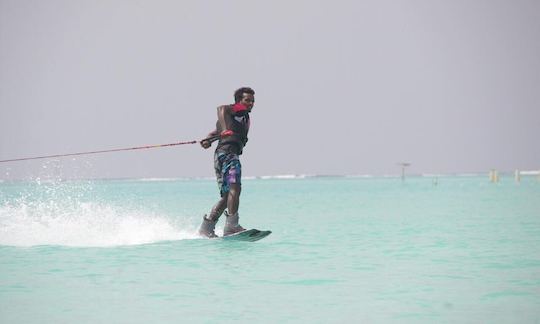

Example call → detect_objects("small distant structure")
515 170 521 183
399 162 411 181
489 169 499 183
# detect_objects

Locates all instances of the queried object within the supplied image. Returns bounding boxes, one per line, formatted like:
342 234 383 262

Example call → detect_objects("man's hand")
200 140 211 149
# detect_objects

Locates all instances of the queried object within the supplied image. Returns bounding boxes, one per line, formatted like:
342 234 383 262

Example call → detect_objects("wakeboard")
220 229 272 242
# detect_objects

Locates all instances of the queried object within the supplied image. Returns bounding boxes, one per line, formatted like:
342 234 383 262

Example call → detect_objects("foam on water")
138 177 183 182
0 179 198 247
0 202 198 247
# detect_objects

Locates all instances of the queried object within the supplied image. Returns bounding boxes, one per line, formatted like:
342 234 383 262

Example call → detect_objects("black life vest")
215 106 250 155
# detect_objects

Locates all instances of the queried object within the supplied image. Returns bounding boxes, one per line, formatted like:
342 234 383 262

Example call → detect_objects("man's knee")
229 183 241 196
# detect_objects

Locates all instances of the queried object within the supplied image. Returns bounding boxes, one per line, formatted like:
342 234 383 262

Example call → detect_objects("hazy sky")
1 0 539 179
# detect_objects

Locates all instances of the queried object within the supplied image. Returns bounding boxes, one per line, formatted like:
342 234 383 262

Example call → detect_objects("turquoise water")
1 176 540 323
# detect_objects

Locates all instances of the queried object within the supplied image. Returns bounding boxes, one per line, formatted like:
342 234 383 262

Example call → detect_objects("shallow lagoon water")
1 176 539 323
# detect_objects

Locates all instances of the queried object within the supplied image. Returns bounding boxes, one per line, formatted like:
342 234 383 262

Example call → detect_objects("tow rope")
0 137 218 163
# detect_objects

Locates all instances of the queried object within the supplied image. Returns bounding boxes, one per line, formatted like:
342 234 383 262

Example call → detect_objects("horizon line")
1 170 539 183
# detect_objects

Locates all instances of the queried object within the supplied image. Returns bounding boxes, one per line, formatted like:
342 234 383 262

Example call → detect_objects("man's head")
234 87 255 112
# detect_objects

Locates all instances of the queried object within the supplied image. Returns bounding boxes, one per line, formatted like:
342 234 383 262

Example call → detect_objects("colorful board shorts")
214 151 242 197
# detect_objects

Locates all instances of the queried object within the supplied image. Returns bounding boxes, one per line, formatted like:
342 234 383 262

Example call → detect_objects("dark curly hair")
234 87 255 103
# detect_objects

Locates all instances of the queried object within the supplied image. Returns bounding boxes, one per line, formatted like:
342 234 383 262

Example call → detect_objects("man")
198 87 255 238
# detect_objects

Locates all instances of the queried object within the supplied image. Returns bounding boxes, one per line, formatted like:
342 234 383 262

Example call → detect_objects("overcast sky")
1 0 539 180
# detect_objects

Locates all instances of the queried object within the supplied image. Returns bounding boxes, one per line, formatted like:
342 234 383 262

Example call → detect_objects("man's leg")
209 195 228 221
224 183 245 236
227 183 241 215
199 151 228 238
198 195 226 238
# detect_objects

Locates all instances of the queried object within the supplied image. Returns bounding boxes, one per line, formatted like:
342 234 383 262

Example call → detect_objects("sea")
1 175 539 323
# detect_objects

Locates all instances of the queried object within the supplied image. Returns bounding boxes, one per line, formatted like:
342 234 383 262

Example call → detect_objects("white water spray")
0 179 199 247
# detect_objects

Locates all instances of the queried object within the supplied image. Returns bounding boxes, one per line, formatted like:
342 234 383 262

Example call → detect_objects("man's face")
239 93 255 112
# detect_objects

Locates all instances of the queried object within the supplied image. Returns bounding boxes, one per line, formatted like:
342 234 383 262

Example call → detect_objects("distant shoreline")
1 171 539 183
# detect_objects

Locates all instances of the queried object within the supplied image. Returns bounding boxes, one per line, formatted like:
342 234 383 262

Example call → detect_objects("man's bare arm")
201 105 233 149
200 129 219 149
217 105 231 133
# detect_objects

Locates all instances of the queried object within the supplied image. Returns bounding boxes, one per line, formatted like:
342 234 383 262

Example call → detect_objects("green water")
1 176 540 323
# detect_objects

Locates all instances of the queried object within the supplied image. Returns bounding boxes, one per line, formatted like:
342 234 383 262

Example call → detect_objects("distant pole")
399 162 411 181
515 170 521 183
489 169 499 183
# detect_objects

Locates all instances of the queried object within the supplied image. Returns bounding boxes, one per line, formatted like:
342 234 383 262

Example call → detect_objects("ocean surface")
1 175 539 323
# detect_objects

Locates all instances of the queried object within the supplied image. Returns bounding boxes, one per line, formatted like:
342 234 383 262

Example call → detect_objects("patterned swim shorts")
214 151 242 197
